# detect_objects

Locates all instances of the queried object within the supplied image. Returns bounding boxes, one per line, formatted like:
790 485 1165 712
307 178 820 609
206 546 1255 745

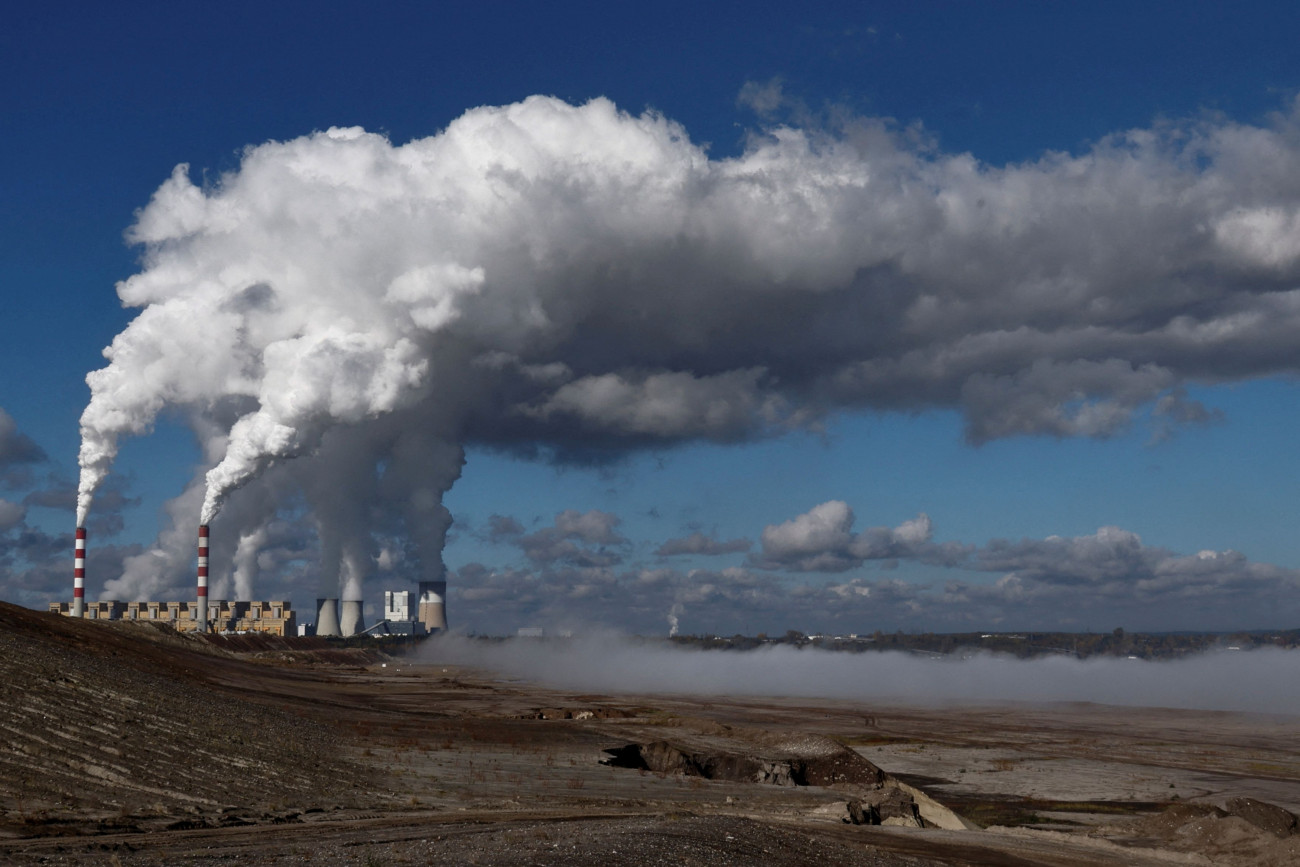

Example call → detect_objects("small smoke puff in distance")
425 634 1300 716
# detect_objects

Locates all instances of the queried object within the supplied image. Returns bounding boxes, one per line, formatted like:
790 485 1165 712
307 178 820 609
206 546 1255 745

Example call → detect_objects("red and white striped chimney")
72 527 86 617
196 524 209 633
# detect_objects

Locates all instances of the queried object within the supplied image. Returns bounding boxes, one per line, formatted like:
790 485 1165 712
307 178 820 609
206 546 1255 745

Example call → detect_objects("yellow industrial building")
48 600 295 636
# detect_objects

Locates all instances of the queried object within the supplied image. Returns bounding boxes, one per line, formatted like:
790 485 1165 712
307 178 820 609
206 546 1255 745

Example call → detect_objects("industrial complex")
50 525 446 637
48 599 296 635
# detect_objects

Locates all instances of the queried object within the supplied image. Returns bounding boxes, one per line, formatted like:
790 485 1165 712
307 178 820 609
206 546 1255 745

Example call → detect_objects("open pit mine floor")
3 604 1300 866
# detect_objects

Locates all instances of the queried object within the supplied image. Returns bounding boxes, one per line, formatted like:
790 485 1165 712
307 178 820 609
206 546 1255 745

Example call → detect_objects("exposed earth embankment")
3 602 1299 865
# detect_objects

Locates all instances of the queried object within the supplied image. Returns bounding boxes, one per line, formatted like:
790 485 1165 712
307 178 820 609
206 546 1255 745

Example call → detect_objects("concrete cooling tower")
418 581 447 632
339 599 365 637
315 598 341 637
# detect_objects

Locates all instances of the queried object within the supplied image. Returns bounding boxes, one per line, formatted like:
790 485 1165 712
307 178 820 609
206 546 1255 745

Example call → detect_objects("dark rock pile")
601 739 886 788
846 790 924 827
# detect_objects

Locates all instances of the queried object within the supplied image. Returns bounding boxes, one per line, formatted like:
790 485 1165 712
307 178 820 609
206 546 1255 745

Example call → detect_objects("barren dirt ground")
3 602 1299 865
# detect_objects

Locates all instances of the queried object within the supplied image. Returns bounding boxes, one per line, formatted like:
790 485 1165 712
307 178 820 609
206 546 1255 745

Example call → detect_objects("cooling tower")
72 527 86 618
418 581 447 632
316 598 341 637
339 599 365 637
195 524 209 633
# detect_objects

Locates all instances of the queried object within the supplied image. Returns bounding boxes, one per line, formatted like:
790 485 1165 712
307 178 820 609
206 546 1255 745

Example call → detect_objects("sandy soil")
3 603 1299 865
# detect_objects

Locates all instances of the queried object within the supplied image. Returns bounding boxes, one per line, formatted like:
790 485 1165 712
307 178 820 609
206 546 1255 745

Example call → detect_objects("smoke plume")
228 527 267 601
76 95 1300 599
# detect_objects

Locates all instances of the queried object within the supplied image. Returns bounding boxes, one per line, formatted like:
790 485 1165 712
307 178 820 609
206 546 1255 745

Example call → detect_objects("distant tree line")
665 628 1300 659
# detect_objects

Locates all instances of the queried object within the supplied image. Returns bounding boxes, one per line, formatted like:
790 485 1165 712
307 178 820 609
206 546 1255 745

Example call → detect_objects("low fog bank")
423 634 1300 715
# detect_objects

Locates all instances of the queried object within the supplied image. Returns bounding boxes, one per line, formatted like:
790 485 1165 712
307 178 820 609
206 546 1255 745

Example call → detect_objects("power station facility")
52 525 446 637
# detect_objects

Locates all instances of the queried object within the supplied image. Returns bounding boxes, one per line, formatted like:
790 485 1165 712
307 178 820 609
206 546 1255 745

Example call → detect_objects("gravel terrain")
3 602 1299 865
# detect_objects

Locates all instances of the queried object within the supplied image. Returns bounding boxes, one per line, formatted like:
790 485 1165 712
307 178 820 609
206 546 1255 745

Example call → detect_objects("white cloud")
754 501 935 572
1215 206 1300 268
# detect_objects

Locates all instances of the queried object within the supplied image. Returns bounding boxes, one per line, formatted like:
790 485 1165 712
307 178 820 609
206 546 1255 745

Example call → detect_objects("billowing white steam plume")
229 527 267 600
78 95 1300 594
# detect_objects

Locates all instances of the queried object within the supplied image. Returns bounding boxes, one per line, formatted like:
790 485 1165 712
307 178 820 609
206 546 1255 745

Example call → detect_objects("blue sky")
4 2 1300 635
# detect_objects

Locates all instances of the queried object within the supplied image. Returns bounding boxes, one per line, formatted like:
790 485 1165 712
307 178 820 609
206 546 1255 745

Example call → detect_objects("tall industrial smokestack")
339 600 365 637
316 598 341 637
418 581 447 632
196 525 209 633
72 527 86 618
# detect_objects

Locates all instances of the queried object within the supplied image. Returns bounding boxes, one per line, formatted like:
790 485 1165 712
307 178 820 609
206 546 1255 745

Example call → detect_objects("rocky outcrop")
846 799 876 825
601 738 886 788
845 788 955 829
845 789 924 827
603 740 799 784
602 735 977 832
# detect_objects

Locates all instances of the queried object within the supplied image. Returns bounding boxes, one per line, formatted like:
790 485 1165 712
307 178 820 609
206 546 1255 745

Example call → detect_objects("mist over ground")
424 634 1300 715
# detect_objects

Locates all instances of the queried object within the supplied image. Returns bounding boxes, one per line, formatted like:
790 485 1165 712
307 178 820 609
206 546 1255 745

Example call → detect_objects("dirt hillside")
4 601 1299 866
0 602 374 838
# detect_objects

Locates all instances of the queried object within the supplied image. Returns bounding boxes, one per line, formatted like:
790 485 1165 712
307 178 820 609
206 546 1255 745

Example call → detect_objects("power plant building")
49 600 296 636
373 589 427 636
385 590 415 621
61 523 439 640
